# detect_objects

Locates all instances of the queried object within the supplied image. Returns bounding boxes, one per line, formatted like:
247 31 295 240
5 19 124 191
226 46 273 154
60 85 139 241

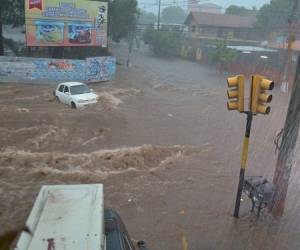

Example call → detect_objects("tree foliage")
225 5 257 16
109 0 138 42
161 6 186 24
0 0 25 55
255 0 300 31
0 0 25 26
138 10 156 25
208 40 237 71
143 27 182 57
143 26 155 45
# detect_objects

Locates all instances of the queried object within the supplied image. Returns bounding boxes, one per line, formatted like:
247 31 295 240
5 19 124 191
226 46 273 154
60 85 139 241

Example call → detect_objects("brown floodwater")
0 44 300 249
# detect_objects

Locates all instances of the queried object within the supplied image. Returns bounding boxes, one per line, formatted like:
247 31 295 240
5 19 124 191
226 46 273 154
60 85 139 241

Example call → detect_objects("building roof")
198 3 222 9
227 46 277 53
185 12 256 28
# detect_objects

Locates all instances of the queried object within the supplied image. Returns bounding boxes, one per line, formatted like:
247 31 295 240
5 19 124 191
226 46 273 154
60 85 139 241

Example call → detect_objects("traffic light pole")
227 74 273 217
234 111 253 218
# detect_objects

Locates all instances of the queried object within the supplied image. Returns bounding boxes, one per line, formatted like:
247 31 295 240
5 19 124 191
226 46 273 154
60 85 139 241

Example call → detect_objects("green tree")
208 40 237 72
225 5 257 16
143 26 155 44
143 27 182 57
0 0 25 55
161 6 186 24
255 0 300 32
109 0 138 42
138 10 156 25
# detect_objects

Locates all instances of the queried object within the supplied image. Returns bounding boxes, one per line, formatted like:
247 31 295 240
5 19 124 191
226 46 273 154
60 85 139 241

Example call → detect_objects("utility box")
16 184 105 250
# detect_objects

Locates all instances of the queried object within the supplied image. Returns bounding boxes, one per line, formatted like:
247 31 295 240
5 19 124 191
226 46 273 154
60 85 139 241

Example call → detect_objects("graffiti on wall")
31 59 86 81
86 57 116 82
0 56 116 83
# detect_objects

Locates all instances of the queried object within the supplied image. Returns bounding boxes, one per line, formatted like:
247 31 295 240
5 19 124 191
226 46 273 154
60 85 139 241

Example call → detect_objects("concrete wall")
0 56 116 83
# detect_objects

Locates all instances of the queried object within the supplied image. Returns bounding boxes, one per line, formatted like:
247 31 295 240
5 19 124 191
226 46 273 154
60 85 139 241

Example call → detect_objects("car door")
56 84 65 102
63 86 72 105
105 209 136 250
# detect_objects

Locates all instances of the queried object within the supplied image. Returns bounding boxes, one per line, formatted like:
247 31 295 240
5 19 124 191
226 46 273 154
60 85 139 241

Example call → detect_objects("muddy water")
0 45 300 249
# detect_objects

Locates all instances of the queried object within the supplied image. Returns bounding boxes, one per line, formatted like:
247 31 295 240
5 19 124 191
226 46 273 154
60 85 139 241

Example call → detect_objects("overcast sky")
139 0 271 13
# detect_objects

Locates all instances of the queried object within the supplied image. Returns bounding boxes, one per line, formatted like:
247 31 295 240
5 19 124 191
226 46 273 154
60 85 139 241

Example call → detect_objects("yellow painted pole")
234 112 253 218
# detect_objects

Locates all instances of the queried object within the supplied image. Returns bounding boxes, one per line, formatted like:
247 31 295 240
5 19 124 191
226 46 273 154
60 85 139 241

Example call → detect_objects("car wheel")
55 96 59 102
71 102 77 109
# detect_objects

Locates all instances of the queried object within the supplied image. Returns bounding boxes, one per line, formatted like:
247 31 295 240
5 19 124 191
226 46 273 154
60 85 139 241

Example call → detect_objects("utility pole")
126 12 139 67
126 31 134 67
0 6 4 56
157 0 161 30
281 0 299 93
271 0 300 218
271 52 300 217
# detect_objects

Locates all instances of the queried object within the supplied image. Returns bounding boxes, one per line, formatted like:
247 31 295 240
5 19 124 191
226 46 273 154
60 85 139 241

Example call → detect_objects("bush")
207 40 237 71
143 26 155 45
143 27 182 57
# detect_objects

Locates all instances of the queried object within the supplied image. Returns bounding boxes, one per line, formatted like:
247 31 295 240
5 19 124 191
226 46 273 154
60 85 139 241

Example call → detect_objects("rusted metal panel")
16 184 105 250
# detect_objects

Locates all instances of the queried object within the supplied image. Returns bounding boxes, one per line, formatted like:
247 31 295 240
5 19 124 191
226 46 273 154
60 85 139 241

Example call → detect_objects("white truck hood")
15 184 105 250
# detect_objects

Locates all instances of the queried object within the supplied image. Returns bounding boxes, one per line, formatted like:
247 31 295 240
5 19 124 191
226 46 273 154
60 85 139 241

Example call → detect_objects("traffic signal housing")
250 75 274 114
227 75 245 112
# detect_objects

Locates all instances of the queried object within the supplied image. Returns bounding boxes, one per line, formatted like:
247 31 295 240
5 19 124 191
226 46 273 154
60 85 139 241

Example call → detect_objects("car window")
70 84 91 95
123 233 133 250
64 86 69 93
58 85 64 92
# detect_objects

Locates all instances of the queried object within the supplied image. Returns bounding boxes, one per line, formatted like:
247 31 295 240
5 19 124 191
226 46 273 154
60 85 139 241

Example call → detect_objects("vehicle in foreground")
15 184 148 250
54 82 98 109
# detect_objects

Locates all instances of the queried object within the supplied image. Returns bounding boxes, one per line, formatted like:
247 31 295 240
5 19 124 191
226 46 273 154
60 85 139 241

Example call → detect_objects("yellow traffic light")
227 75 244 112
250 75 274 114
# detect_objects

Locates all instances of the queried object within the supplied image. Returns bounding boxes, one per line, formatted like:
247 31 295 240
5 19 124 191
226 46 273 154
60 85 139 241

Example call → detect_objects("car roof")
59 82 86 87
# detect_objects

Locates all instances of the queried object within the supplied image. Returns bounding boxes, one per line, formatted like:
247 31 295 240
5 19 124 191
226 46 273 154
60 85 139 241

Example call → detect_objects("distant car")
54 82 98 109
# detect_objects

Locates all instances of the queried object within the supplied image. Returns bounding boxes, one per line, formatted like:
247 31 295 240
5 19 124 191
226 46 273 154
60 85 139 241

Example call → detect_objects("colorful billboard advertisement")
25 0 108 47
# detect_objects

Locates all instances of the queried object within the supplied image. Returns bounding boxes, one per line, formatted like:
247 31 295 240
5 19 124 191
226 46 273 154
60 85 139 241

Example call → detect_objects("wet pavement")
0 43 300 249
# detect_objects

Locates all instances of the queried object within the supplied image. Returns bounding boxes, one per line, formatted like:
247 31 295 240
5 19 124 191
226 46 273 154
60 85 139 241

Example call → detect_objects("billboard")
25 0 108 47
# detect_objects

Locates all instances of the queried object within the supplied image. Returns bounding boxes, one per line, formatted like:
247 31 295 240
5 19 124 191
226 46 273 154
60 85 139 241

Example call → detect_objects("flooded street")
1 43 300 249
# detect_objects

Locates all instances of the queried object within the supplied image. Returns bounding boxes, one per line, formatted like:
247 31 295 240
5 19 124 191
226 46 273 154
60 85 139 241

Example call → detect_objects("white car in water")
54 82 98 109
